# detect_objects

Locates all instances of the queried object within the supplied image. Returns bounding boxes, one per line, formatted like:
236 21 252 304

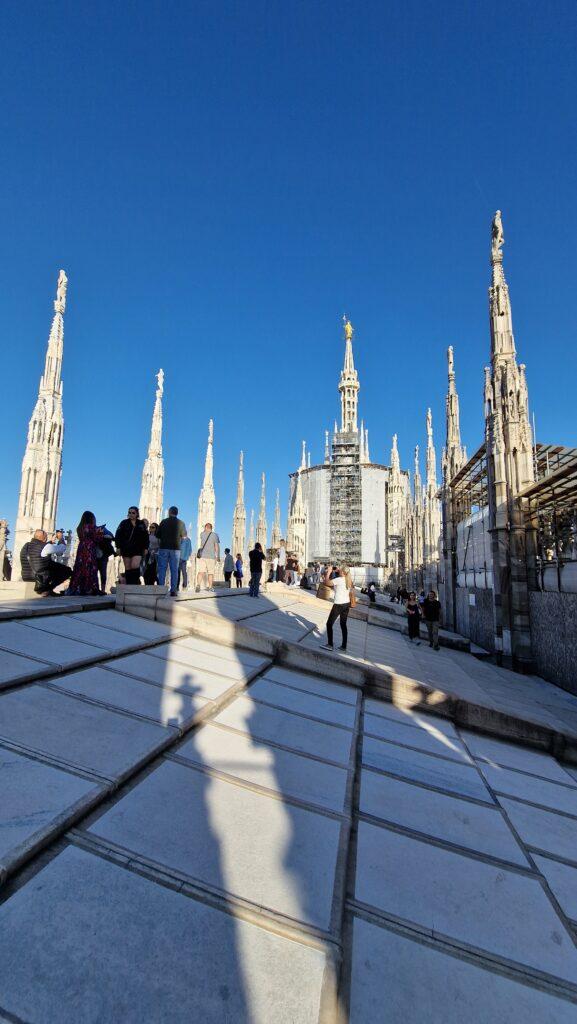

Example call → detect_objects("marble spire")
196 418 216 546
271 488 282 549
256 472 268 549
413 444 423 506
364 428 370 463
248 508 255 551
14 270 67 567
300 440 307 471
486 209 534 505
231 450 246 558
339 316 360 432
324 430 330 463
387 433 406 545
287 468 306 567
424 409 441 566
139 369 165 524
442 346 467 484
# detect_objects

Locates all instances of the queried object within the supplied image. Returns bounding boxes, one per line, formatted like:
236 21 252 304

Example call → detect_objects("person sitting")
20 529 72 596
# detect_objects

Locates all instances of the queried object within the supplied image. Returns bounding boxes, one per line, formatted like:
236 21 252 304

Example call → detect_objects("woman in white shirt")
321 565 354 652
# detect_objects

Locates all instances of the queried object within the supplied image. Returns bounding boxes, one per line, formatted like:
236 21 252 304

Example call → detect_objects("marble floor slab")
0 845 326 1024
461 731 576 785
0 620 104 668
0 647 53 688
89 759 342 930
50 665 210 729
0 747 104 878
214 695 354 765
349 917 577 1024
534 854 577 920
145 640 268 680
499 797 577 862
244 610 314 641
175 722 349 813
168 634 266 667
263 666 358 704
362 735 491 802
110 651 241 701
248 679 356 728
0 685 172 780
355 821 577 983
479 763 577 816
21 614 144 654
363 712 470 762
359 771 528 865
364 697 459 736
70 609 184 640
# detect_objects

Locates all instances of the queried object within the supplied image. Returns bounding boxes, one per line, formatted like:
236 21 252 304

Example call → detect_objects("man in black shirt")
422 590 442 650
248 542 266 598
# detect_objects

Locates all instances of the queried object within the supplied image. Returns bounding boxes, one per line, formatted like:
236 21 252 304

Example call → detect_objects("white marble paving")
171 634 265 667
461 730 576 785
349 918 577 1024
0 747 104 877
0 845 326 1024
364 697 459 736
479 763 577 816
146 639 269 680
249 678 356 728
355 822 577 983
51 665 210 729
21 614 143 654
89 759 342 929
70 609 184 640
0 685 172 780
362 735 492 802
359 771 528 865
263 665 358 705
214 695 354 765
0 620 104 668
176 722 349 813
364 712 471 762
534 854 577 920
0 647 53 688
110 651 241 701
499 797 577 862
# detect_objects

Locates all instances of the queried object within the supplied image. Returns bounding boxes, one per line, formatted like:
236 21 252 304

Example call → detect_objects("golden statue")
343 314 354 341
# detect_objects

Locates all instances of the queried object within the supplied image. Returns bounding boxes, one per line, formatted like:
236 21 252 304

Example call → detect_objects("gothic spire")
364 428 370 463
248 508 255 550
14 270 68 566
413 444 422 505
300 440 307 470
339 316 360 432
231 450 246 558
425 408 437 493
324 429 330 463
256 472 268 549
271 487 281 548
139 369 165 523
443 346 467 483
391 433 400 473
196 418 216 545
489 209 515 362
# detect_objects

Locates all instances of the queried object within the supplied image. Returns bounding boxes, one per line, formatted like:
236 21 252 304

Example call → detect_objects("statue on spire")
447 345 454 377
55 270 68 314
491 210 504 260
156 368 164 396
343 314 354 341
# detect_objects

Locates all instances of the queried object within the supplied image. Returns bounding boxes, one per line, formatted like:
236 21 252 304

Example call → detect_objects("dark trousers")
36 562 72 594
235 576 243 588
97 556 108 593
276 565 285 582
326 603 350 648
249 571 262 597
224 571 232 587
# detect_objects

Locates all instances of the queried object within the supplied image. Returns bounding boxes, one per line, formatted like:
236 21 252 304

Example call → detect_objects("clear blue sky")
1 1 575 542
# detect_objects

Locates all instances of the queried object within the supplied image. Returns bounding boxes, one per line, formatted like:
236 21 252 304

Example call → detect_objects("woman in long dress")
406 591 421 644
68 511 103 596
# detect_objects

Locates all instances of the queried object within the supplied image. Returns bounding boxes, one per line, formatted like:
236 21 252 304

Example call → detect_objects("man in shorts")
196 522 220 591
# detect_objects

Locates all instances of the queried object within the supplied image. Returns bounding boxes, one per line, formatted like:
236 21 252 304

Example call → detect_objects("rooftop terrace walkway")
1 588 577 1021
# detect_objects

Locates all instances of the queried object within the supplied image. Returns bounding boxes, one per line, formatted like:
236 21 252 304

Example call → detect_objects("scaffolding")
330 430 362 565
520 445 577 592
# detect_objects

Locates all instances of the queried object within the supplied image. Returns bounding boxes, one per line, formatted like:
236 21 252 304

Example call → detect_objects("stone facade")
529 590 577 695
139 369 165 524
14 271 67 569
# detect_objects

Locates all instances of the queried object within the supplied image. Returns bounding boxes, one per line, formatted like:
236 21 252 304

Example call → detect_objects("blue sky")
1 1 575 541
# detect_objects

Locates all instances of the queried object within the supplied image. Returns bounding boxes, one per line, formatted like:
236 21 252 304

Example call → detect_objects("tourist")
223 547 234 587
270 552 278 583
406 591 421 644
234 552 244 588
156 506 187 597
368 581 377 604
423 590 442 650
418 589 426 607
69 511 105 595
285 555 295 586
321 565 354 652
115 507 149 585
95 524 115 595
196 521 220 591
178 531 192 590
277 539 286 582
248 541 266 597
143 523 159 584
20 529 72 595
